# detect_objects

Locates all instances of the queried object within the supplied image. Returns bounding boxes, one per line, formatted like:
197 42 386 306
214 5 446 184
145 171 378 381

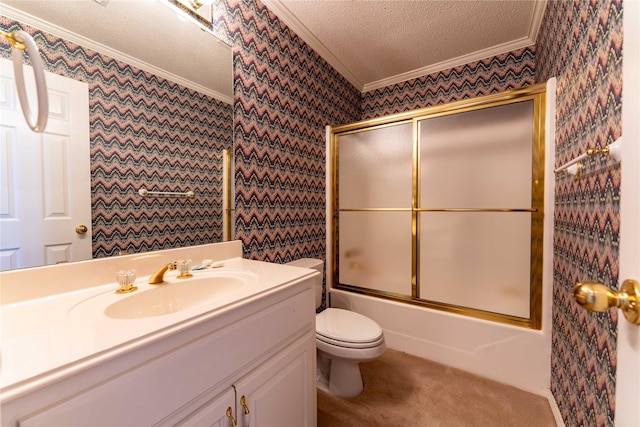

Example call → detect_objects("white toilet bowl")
316 307 386 397
286 258 386 398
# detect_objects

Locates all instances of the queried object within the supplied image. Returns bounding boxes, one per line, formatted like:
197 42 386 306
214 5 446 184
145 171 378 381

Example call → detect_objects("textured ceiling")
262 0 547 91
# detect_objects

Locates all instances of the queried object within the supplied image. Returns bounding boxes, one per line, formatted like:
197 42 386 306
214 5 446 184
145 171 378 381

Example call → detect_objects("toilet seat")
316 333 385 349
316 308 383 349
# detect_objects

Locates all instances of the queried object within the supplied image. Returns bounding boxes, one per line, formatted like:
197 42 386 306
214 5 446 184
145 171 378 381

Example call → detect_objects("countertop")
0 257 316 402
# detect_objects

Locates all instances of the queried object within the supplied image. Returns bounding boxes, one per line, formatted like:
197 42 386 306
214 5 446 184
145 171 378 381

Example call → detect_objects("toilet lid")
316 308 383 344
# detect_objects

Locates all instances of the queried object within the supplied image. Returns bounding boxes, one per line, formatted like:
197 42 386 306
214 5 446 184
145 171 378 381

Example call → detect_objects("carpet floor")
317 348 557 427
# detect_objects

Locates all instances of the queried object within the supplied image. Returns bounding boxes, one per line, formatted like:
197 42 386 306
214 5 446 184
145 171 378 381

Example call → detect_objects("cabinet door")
234 334 316 427
177 388 237 427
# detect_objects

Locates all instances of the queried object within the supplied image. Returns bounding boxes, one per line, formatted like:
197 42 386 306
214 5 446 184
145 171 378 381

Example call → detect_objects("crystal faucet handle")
115 269 138 294
177 259 193 279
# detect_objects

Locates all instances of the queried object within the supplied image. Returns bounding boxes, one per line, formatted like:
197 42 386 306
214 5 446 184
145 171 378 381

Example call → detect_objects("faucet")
148 262 177 284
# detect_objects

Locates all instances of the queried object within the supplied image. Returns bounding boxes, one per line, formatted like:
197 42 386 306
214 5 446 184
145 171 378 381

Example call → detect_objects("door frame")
615 0 640 424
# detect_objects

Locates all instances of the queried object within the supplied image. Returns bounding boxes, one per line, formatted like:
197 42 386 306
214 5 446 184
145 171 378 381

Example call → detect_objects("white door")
616 1 640 425
0 57 91 270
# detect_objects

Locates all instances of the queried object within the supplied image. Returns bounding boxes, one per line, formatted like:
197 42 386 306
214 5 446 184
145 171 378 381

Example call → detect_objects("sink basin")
69 270 258 320
106 275 250 319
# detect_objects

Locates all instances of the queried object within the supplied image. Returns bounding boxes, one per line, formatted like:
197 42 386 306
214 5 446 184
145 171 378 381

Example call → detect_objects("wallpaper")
219 0 361 265
0 17 233 258
536 1 623 426
361 47 536 120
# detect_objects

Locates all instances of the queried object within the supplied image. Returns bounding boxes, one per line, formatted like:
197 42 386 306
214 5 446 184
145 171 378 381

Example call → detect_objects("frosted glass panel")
339 211 412 296
419 101 534 208
419 212 531 318
338 123 413 208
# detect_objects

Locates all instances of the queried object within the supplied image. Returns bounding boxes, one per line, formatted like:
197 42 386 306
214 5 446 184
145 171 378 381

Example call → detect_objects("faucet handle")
177 259 193 279
115 269 138 294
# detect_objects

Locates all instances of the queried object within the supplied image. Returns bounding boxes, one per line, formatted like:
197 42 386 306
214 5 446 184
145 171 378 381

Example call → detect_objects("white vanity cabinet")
3 280 317 427
180 334 314 426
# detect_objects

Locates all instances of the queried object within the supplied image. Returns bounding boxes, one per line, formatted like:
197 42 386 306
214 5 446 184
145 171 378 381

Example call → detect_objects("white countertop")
0 257 316 402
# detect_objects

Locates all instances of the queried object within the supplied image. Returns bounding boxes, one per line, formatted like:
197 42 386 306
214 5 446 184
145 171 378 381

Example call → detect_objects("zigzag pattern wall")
361 47 536 120
217 0 540 264
219 0 361 263
536 1 622 426
0 17 233 258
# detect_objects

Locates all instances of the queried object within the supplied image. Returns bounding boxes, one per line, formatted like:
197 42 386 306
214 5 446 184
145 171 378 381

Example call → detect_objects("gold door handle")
75 225 88 234
572 279 640 325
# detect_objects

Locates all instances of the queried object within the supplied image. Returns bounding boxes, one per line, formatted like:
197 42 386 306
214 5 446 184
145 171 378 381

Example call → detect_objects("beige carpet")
318 349 556 427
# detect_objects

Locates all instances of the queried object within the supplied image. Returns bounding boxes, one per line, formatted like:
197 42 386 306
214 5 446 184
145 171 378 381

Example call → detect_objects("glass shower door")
337 122 413 297
331 84 546 328
417 101 537 318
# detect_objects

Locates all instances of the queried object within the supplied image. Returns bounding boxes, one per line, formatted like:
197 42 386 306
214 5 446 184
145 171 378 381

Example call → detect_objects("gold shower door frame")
330 83 547 329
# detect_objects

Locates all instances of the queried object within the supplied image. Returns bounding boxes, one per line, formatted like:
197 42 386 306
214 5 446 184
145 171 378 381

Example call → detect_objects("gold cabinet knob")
75 225 88 234
572 279 640 325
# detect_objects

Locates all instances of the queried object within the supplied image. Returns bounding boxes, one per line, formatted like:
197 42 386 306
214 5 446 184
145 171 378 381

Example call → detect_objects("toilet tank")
285 258 323 308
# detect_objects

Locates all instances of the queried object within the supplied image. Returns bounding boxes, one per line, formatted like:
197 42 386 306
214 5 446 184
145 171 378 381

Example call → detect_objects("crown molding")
1 4 232 104
260 0 364 91
528 0 548 46
262 0 547 95
363 1 546 93
362 36 535 93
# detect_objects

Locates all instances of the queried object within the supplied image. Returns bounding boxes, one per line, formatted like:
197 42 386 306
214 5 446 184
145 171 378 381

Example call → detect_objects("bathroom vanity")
0 241 318 426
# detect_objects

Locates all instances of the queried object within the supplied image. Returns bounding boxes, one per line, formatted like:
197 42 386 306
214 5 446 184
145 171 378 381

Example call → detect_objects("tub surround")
0 241 318 425
325 80 556 396
330 289 549 395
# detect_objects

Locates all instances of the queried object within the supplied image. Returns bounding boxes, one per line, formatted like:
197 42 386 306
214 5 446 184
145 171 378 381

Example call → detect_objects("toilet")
286 258 386 398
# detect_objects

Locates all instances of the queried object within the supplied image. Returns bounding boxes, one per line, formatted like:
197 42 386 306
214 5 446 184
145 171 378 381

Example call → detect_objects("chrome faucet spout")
148 262 177 284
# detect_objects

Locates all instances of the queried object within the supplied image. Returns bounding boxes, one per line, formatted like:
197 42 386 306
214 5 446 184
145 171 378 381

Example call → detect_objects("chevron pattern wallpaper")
536 1 622 426
361 47 536 120
0 17 233 258
219 0 361 264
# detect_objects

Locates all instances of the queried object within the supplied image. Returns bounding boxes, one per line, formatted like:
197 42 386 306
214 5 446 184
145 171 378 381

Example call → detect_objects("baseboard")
544 389 565 427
